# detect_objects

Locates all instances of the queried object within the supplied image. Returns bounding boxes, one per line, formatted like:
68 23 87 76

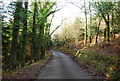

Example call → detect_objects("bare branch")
49 18 67 36
69 2 84 13
47 5 66 17
49 7 57 28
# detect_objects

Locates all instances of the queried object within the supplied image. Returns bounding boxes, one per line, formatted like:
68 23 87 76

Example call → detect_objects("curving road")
38 50 93 79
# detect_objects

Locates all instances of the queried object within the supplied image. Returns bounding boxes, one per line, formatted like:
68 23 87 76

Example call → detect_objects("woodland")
1 0 120 80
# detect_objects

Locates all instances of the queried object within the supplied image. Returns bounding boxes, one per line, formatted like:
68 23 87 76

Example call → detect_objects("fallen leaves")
2 51 53 79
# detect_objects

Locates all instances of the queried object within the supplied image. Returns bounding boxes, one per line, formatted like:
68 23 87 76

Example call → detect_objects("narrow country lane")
38 50 93 79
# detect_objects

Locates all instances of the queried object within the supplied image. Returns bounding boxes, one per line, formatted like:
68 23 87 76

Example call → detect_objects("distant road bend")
38 50 93 79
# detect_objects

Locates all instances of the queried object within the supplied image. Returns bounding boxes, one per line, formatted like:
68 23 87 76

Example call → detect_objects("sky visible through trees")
2 0 93 35
1 0 120 80
2 0 119 36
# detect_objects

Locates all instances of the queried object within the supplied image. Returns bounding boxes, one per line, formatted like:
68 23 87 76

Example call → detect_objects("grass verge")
57 46 119 80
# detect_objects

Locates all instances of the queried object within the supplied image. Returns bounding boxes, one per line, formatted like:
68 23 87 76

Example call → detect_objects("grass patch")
75 50 119 79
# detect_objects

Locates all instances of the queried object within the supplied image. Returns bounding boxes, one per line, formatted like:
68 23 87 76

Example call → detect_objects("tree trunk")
30 2 37 64
89 36 92 43
97 2 110 42
21 2 28 67
84 0 87 45
104 28 106 41
89 1 92 43
111 13 115 40
101 13 110 42
40 24 45 59
95 19 101 44
107 14 110 42
11 2 22 69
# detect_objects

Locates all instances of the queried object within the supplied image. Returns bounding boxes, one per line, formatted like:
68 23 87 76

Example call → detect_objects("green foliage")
76 50 119 79
2 1 56 71
91 2 119 42
53 17 85 45
91 2 115 15
2 20 12 71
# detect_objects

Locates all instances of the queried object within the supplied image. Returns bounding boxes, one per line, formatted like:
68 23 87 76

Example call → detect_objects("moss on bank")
58 47 119 80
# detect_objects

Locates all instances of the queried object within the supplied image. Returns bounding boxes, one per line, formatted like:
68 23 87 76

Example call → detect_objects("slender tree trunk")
21 2 28 67
101 13 110 42
95 19 101 44
34 44 39 62
107 14 110 42
89 1 92 43
84 0 87 45
11 2 22 69
40 24 45 59
30 2 37 64
111 13 115 40
104 28 107 41
97 2 110 42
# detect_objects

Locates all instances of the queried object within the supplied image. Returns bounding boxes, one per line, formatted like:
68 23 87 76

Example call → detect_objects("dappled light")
1 0 120 80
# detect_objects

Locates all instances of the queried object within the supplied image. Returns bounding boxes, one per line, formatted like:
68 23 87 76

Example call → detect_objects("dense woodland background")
1 0 120 79
2 1 57 71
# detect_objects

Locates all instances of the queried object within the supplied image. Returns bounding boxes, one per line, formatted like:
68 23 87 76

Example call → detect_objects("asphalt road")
38 50 93 79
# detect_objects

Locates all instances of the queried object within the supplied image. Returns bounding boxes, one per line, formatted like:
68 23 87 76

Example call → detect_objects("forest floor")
55 36 120 79
2 51 52 79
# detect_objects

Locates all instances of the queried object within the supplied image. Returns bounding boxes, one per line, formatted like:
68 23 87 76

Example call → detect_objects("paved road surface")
38 50 93 79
